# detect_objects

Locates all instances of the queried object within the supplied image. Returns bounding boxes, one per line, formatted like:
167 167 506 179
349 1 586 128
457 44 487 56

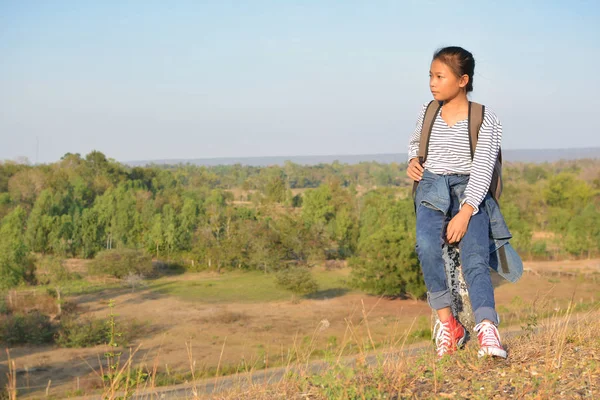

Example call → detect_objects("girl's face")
429 59 469 102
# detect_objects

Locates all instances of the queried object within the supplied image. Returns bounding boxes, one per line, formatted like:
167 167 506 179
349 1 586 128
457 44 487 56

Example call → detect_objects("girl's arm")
462 109 502 214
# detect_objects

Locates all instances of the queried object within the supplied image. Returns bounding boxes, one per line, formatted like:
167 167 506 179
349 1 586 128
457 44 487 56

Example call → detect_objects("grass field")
147 268 355 303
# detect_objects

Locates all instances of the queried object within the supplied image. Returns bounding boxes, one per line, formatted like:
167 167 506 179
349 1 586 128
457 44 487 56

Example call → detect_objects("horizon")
2 1 599 163
3 145 600 166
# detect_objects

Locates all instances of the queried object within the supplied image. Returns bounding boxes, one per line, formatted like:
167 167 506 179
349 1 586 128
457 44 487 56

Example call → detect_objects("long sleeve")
462 109 502 214
407 103 428 161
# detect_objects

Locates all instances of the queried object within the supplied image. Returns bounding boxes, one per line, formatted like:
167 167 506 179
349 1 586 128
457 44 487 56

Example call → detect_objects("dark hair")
433 47 475 93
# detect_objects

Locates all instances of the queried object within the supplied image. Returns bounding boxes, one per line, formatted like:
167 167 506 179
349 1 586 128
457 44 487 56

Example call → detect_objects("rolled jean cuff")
474 307 499 325
427 289 452 310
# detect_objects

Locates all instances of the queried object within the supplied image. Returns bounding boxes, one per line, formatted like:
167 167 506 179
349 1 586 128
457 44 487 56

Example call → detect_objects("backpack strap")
468 102 485 157
412 100 441 201
468 101 503 202
418 100 442 164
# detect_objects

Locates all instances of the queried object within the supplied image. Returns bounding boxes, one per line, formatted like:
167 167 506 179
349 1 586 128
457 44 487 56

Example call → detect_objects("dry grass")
3 290 58 316
5 304 600 399
5 264 600 399
210 303 600 399
200 308 250 325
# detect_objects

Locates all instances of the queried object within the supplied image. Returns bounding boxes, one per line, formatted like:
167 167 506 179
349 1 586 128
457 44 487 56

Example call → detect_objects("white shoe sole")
478 346 507 358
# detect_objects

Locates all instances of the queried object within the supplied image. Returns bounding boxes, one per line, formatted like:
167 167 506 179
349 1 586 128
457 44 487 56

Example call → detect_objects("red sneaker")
433 314 466 358
474 321 507 358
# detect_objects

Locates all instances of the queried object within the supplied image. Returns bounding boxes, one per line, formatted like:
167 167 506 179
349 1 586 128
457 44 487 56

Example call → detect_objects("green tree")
565 204 600 258
264 175 289 203
147 214 164 258
350 226 424 299
80 208 103 258
501 202 533 255
26 190 56 253
0 207 32 289
302 185 334 227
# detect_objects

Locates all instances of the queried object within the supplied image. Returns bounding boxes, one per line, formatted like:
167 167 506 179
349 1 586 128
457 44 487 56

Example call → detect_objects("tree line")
1 151 599 297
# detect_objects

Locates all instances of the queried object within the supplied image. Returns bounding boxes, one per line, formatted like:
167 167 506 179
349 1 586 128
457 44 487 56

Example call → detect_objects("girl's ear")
459 74 469 89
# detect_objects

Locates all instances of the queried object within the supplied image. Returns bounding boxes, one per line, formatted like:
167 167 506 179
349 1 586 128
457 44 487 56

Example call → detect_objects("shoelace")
474 322 501 347
433 320 452 356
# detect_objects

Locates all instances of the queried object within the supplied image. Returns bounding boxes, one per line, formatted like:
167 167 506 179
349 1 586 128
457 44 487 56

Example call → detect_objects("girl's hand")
446 205 474 244
407 158 424 181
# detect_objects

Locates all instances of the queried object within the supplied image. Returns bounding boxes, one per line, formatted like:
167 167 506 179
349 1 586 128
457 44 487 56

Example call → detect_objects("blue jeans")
415 177 498 325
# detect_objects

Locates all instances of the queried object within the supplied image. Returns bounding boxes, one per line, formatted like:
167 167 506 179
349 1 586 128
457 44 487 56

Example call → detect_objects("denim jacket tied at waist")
414 169 523 283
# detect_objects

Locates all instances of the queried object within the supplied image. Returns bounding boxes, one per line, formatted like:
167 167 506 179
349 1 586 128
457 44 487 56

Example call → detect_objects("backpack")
411 100 503 203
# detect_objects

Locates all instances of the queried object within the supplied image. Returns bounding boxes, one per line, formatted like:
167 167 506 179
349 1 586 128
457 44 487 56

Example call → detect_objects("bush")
350 226 425 299
55 315 109 348
0 311 55 345
275 267 319 295
90 249 153 279
35 256 74 285
530 241 549 256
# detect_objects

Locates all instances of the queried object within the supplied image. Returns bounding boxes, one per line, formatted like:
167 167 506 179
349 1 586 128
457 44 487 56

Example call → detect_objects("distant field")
148 268 354 303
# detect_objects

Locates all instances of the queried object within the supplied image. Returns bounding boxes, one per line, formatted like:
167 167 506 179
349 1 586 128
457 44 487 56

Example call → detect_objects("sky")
1 0 599 164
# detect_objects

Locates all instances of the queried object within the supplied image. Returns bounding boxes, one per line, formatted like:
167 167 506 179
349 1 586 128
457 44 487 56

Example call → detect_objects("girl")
407 46 507 359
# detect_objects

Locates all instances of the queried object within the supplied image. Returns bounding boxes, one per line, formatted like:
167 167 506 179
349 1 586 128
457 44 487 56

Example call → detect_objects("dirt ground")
3 259 600 398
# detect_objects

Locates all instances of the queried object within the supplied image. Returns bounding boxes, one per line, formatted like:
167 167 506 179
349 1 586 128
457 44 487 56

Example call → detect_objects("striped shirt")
408 102 502 214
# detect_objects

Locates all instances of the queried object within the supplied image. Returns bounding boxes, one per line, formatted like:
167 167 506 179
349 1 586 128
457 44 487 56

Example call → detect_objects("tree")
501 202 533 255
302 185 334 227
264 175 289 203
0 207 33 289
26 190 55 253
565 204 600 258
350 226 424 299
147 214 164 258
178 198 199 251
80 208 103 258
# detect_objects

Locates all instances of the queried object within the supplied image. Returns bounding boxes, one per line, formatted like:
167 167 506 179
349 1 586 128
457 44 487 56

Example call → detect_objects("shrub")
89 249 153 279
275 267 319 295
530 241 549 258
35 256 74 285
0 311 55 345
55 314 146 348
201 308 249 324
350 226 425 299
55 315 109 348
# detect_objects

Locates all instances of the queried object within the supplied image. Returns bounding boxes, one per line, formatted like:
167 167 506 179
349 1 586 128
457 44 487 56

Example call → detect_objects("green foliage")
1 151 599 274
501 202 533 254
55 315 109 348
90 249 153 279
522 164 548 184
306 363 388 400
565 204 600 257
302 185 334 227
0 206 34 289
530 241 549 258
275 267 319 295
35 256 74 286
544 173 593 209
263 175 289 203
100 299 149 399
350 226 424 299
0 311 55 345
